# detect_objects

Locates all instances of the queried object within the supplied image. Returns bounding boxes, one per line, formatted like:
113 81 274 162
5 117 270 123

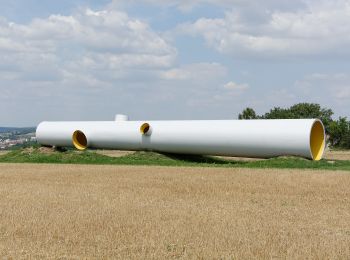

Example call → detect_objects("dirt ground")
0 164 349 259
96 150 135 157
219 149 350 161
323 150 350 160
95 149 350 161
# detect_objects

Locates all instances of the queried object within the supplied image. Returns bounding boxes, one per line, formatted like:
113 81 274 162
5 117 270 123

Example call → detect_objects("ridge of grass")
0 148 349 171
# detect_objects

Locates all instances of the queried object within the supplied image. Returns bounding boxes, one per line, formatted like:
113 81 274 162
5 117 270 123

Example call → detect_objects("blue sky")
0 0 349 126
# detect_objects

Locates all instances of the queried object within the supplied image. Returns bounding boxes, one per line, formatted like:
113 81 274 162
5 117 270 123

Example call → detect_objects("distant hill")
0 127 36 134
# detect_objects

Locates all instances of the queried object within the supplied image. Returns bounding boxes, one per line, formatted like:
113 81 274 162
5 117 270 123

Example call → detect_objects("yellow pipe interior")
140 123 150 135
72 130 88 151
310 121 325 161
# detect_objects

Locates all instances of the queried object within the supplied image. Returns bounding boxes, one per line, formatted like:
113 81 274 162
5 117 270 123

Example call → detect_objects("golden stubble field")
0 164 350 259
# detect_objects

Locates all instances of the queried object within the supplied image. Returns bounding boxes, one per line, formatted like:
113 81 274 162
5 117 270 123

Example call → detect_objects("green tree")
328 117 350 148
260 103 333 134
289 103 333 130
238 107 258 119
341 132 350 149
262 107 295 119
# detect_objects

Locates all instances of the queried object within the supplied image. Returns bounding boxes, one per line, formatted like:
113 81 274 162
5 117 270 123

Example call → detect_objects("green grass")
0 148 349 171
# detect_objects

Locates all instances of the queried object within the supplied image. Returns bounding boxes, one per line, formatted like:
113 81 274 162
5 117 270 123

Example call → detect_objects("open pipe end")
140 123 151 135
310 120 325 161
72 130 88 151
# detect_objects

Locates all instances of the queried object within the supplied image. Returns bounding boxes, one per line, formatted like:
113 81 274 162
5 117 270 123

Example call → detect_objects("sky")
0 0 349 126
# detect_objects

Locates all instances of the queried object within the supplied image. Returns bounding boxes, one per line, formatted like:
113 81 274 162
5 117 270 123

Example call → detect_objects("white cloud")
0 8 177 83
334 88 350 100
0 7 178 125
0 7 235 125
2 0 348 125
224 81 249 91
294 72 350 117
180 0 350 58
115 0 304 12
160 63 227 81
295 73 350 99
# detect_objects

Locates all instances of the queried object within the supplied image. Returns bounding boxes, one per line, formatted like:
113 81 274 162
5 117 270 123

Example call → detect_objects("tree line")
238 103 350 149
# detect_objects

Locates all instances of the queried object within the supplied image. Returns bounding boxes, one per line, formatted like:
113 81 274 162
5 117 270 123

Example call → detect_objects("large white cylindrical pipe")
36 119 326 160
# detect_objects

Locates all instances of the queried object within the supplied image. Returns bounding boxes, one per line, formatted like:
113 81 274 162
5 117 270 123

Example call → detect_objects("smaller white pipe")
115 114 129 121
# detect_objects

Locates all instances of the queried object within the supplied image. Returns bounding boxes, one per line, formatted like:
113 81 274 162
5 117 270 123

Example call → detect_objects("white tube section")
115 114 129 121
36 119 326 161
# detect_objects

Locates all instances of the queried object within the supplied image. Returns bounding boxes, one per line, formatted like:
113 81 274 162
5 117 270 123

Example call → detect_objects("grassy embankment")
0 148 349 171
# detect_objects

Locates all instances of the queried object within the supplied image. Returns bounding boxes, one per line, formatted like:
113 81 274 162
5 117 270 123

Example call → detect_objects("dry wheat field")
0 163 349 259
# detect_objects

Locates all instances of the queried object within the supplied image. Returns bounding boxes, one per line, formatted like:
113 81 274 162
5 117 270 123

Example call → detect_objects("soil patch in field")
324 150 350 160
95 149 350 162
96 150 135 157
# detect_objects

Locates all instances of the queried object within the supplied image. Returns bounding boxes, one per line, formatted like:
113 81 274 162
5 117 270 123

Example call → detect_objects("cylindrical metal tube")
36 119 325 160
